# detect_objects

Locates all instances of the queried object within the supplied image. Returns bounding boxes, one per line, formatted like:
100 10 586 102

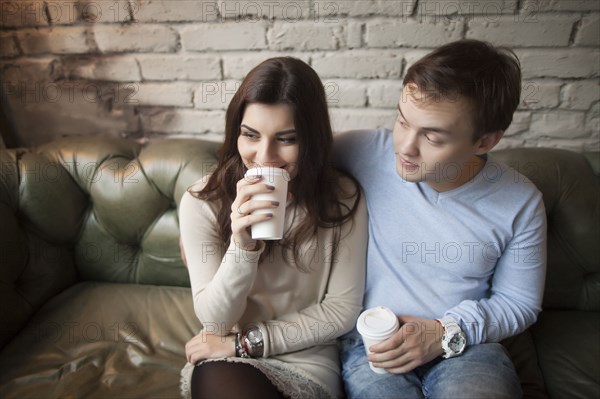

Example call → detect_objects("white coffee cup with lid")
356 306 400 374
244 167 289 240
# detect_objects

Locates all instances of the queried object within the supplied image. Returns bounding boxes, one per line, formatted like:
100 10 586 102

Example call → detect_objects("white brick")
132 0 218 22
45 1 78 25
69 56 141 82
418 0 518 17
268 21 345 51
492 137 526 151
145 132 225 142
522 0 599 12
191 77 360 110
0 1 48 27
0 32 18 58
96 82 141 107
323 80 366 108
585 102 599 136
0 58 56 85
77 0 133 23
403 50 432 75
194 80 241 110
94 24 178 53
532 138 596 152
180 21 267 51
374 0 418 16
575 14 600 46
332 0 416 17
140 108 225 134
347 21 363 48
519 80 561 110
562 80 600 110
4 81 138 146
137 54 220 81
530 111 586 138
367 80 404 108
45 1 131 25
329 108 396 132
504 112 532 136
366 18 463 48
467 16 575 47
133 82 194 107
517 49 600 79
311 51 403 79
222 52 310 79
217 0 310 20
319 1 372 17
17 27 89 55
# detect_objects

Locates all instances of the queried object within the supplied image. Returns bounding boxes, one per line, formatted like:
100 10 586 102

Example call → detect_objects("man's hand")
185 331 235 365
368 316 445 373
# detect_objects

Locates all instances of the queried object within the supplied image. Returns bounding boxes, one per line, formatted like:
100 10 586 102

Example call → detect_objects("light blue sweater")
334 129 547 345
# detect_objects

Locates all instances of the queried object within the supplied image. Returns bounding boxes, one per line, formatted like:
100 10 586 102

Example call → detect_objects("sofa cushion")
530 310 600 398
502 331 548 399
0 150 77 348
0 282 201 398
0 137 220 348
493 148 600 311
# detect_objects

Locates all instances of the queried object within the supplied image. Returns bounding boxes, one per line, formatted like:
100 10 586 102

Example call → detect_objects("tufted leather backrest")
1 139 598 349
494 148 600 311
0 137 219 347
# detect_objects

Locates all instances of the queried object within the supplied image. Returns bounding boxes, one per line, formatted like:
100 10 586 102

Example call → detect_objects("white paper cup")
356 306 400 374
244 167 290 240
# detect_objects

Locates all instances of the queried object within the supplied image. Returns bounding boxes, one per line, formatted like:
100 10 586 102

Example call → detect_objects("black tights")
191 361 284 399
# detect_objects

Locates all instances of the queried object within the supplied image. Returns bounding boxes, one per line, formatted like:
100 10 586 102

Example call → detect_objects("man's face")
392 85 487 192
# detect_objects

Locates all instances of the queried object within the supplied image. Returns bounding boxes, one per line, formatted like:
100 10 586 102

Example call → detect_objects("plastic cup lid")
245 167 290 180
356 306 399 337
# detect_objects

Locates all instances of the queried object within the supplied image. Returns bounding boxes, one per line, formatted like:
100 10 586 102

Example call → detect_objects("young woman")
178 57 368 399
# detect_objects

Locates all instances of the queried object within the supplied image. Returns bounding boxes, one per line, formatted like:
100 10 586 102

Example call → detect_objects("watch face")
247 329 262 344
448 333 466 352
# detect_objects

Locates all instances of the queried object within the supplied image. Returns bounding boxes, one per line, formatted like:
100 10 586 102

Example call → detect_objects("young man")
334 39 547 398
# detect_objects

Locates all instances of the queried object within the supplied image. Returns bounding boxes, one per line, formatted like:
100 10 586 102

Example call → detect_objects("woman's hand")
185 331 236 365
230 174 279 250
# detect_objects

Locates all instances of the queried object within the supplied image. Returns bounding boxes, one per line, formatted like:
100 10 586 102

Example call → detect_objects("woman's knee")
191 361 283 399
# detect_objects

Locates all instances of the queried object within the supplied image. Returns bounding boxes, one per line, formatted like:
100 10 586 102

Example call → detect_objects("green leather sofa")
0 137 598 398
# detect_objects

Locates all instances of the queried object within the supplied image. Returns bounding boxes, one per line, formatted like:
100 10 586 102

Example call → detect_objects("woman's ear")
475 130 504 155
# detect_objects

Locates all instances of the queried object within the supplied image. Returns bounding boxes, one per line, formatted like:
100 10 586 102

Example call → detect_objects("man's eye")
425 134 444 145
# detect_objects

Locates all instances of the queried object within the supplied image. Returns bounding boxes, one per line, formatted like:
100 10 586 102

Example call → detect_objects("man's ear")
475 130 504 155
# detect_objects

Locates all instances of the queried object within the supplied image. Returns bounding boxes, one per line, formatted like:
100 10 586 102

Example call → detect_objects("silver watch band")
243 326 264 358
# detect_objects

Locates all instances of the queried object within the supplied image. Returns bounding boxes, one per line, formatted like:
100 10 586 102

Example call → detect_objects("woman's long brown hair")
191 57 360 269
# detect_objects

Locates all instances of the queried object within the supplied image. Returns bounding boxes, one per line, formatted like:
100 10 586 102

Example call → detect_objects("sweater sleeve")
179 190 264 335
444 192 547 345
260 182 368 357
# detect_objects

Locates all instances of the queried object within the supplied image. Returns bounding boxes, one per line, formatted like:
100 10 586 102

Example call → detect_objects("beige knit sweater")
179 176 367 397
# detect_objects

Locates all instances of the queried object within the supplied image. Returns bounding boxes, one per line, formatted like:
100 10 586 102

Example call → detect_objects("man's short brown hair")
403 39 522 141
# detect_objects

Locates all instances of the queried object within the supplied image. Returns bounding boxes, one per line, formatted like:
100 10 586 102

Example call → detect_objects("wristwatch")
243 326 264 358
437 318 466 359
235 332 249 358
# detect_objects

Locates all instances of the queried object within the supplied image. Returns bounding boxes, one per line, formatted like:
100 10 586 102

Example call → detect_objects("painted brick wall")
0 0 598 151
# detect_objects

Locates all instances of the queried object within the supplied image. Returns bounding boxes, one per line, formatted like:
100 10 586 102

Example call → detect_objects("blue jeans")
340 336 522 399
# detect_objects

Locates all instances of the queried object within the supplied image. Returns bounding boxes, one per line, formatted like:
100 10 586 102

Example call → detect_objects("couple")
179 39 547 399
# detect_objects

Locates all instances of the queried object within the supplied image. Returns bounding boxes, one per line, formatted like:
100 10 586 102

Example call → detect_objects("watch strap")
243 325 264 358
436 317 467 359
235 332 249 358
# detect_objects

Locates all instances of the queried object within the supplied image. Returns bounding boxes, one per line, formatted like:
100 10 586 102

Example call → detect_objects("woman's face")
237 103 299 179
